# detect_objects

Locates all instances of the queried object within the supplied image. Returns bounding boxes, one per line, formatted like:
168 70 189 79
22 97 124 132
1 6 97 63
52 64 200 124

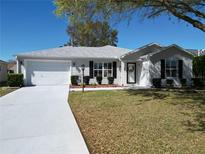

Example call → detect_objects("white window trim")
103 63 113 78
93 62 113 78
165 58 178 78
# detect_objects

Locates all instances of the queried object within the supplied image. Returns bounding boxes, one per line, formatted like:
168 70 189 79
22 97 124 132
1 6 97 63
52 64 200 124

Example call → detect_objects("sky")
0 0 205 61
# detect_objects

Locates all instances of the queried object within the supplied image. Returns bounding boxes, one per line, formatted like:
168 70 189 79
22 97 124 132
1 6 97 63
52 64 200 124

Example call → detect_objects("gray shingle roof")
121 43 203 59
120 43 164 59
16 45 131 59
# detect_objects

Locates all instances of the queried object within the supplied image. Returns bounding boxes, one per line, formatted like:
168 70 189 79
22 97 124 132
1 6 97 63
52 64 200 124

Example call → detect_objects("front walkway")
0 86 89 154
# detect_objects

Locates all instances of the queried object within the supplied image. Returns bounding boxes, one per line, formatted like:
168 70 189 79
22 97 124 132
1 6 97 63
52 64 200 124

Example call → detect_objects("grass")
0 87 18 97
69 89 205 154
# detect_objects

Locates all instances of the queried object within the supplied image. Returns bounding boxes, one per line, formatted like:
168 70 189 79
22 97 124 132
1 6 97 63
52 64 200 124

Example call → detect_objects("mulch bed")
70 84 122 88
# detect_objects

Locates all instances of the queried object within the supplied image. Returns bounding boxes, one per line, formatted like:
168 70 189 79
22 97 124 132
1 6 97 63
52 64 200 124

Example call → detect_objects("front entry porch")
122 61 151 87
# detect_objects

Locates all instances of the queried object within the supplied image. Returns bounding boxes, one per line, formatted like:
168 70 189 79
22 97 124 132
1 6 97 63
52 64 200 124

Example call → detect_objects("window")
166 58 177 77
94 63 102 77
94 62 113 77
103 63 112 77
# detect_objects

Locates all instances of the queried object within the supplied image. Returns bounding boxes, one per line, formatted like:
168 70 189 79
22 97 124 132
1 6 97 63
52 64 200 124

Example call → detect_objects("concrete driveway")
0 86 89 154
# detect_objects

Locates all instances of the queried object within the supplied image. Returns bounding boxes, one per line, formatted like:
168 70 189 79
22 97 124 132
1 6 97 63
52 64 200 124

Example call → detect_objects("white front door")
26 60 71 86
127 63 136 84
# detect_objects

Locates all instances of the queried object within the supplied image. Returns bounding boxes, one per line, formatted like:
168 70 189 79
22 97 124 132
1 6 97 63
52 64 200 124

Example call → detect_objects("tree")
54 0 118 46
54 0 205 32
66 21 118 46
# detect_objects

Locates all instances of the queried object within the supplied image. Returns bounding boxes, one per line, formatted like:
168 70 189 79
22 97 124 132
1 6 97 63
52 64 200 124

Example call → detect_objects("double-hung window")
94 62 113 77
94 63 102 77
104 63 112 77
166 58 177 77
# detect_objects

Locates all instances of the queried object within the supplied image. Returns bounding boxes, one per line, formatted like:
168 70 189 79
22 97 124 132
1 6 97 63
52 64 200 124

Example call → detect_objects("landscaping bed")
69 89 205 154
70 84 122 88
0 87 18 97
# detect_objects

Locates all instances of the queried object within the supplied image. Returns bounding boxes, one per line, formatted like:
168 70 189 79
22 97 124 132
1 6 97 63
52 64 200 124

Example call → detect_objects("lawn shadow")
182 112 205 132
167 89 205 132
126 89 205 132
176 90 205 105
125 89 169 100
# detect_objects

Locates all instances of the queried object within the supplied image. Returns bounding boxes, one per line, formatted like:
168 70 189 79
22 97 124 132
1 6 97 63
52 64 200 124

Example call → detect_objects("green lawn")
0 87 18 97
69 89 205 154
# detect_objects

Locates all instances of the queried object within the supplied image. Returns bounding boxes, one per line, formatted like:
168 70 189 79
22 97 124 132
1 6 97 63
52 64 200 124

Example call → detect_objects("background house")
7 60 17 73
0 60 8 83
187 49 205 56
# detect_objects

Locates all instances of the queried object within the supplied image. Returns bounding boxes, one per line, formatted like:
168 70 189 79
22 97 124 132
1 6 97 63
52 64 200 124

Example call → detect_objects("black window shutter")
178 60 183 79
161 59 165 79
113 61 117 78
89 61 93 78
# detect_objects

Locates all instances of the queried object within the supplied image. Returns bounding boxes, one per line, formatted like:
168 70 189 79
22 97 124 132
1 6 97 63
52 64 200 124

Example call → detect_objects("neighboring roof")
7 62 16 70
0 60 7 64
16 45 131 59
186 49 205 56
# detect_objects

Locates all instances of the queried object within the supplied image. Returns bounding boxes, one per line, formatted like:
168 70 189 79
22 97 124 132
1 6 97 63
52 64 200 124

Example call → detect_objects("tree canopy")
54 0 205 32
66 21 118 46
54 0 118 46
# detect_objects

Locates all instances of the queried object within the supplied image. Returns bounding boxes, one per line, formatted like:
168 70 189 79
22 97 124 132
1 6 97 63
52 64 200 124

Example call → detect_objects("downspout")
16 56 20 74
119 58 124 86
147 54 151 87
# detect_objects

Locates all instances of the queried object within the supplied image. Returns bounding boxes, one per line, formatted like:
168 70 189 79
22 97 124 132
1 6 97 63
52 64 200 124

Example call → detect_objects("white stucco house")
16 43 194 87
0 60 8 83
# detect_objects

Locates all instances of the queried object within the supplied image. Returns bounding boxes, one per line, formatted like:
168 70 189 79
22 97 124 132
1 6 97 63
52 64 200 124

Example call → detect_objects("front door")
127 63 136 84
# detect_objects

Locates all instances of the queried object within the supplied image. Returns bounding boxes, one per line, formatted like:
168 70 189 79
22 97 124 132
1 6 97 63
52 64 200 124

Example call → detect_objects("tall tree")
54 0 117 46
66 21 118 46
54 0 205 32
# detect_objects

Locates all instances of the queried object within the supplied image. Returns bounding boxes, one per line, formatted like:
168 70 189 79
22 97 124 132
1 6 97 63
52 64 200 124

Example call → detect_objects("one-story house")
16 43 194 87
7 61 17 73
0 60 8 83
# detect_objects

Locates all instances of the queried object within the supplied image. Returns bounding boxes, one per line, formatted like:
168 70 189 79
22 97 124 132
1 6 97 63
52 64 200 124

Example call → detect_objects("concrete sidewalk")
70 87 125 92
0 86 89 154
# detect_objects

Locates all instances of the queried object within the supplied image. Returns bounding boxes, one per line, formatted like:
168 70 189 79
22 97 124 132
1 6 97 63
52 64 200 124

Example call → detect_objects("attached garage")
25 60 71 86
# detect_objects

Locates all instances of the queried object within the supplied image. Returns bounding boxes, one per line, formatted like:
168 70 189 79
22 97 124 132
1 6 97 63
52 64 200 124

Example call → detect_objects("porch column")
16 58 20 73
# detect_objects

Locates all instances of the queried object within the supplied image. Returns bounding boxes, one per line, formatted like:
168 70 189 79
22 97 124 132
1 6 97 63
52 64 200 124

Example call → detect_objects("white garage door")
26 60 71 86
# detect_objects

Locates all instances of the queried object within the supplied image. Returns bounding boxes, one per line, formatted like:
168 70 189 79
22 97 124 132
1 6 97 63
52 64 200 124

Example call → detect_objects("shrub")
166 79 174 87
192 78 203 87
108 77 114 84
7 73 23 87
193 55 205 79
71 76 79 85
83 76 90 85
80 83 85 86
96 76 103 85
180 79 187 87
152 78 161 88
91 83 97 86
